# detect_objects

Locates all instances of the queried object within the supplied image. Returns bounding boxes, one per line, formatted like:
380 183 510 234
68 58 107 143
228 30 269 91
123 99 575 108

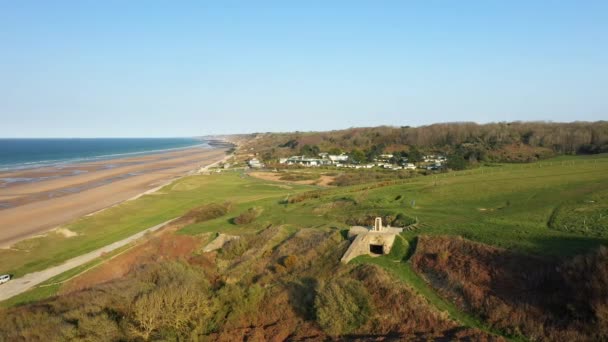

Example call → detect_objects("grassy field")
2 154 607 310
177 155 608 258
0 171 315 277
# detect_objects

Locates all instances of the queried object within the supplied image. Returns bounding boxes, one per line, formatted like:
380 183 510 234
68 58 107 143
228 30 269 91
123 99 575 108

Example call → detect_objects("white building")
279 156 331 167
248 158 264 168
328 154 349 163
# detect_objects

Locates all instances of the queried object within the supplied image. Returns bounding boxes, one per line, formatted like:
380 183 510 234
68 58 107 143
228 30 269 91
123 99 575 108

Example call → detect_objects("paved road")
0 218 176 302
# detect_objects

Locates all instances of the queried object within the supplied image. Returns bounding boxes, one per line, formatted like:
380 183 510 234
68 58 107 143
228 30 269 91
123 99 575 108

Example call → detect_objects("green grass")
183 155 608 257
320 155 608 256
548 188 608 237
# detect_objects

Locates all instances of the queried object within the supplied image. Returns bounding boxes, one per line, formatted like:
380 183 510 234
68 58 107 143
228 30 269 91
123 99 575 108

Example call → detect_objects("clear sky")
0 1 606 137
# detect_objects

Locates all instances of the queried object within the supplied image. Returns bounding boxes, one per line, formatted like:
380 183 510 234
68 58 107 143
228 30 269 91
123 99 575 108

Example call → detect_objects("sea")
0 138 209 171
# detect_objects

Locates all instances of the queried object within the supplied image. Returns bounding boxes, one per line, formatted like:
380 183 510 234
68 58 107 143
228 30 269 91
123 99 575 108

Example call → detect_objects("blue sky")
0 1 606 137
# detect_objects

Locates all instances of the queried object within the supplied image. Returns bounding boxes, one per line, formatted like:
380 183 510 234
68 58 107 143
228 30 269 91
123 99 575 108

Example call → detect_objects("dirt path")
0 218 176 302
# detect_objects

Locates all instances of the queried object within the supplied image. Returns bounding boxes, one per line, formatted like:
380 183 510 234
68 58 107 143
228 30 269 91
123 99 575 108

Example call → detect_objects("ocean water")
0 138 208 171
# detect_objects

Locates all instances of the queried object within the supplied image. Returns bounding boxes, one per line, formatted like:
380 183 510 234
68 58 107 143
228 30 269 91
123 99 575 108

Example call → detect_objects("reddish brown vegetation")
350 265 504 341
232 207 260 225
412 235 608 341
0 228 505 340
61 231 206 294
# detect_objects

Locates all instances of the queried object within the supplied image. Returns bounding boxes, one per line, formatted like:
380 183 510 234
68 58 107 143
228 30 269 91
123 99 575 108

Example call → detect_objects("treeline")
244 121 608 164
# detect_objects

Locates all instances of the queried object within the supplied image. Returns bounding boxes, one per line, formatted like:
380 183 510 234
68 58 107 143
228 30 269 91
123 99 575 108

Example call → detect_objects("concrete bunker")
341 217 403 263
369 244 384 255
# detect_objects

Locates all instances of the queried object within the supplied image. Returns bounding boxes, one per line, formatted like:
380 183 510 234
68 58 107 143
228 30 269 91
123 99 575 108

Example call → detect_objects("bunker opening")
369 244 384 255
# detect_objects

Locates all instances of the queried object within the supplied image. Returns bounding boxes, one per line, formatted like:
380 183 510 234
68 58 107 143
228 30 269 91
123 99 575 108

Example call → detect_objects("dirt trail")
0 218 175 302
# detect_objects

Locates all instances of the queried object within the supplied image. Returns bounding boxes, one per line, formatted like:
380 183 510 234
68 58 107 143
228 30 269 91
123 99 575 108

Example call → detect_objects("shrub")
219 238 248 259
411 236 608 341
182 202 232 223
282 255 299 269
278 172 319 181
233 207 261 225
287 191 323 203
392 213 416 227
315 278 372 336
126 262 215 339
330 170 415 187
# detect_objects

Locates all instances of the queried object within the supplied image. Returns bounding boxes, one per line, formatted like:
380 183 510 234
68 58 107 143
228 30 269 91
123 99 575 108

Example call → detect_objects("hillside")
1 153 607 341
239 121 608 164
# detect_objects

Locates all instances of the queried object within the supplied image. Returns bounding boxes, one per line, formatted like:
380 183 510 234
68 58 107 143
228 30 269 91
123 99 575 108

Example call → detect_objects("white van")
0 274 10 284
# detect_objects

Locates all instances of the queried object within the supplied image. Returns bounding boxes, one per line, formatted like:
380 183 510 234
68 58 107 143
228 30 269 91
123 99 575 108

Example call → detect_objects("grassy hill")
1 153 607 340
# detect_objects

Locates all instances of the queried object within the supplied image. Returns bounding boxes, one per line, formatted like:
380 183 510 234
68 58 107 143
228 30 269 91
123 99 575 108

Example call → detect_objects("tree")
408 147 423 163
279 139 299 149
328 147 343 155
348 149 366 163
300 144 320 157
391 150 408 164
446 152 467 170
130 291 164 339
365 144 385 162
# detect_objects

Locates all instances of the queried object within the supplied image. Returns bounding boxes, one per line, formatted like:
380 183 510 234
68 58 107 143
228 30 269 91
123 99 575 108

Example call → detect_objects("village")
247 152 446 171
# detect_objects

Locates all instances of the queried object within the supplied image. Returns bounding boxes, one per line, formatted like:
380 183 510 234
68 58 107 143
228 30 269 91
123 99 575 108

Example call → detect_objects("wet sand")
0 146 228 247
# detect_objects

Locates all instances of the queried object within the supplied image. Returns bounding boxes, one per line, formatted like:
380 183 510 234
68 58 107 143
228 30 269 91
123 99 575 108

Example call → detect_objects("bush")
393 213 416 227
278 172 319 181
287 191 323 203
411 236 608 341
182 202 232 223
233 207 261 225
315 277 372 336
330 170 415 187
219 238 248 259
282 255 299 269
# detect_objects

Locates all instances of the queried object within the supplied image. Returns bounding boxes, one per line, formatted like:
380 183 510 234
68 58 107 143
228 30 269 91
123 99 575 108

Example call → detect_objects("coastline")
0 138 221 173
85 151 233 218
0 144 231 248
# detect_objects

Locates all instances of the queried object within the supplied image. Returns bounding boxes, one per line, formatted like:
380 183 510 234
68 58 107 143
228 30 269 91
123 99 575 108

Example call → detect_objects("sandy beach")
0 146 228 247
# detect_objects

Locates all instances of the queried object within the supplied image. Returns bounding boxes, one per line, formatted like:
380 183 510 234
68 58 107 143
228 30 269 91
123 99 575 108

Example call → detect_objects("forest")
243 121 608 164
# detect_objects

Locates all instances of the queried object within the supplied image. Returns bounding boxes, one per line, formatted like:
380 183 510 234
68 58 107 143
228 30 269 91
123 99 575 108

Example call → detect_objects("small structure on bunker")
340 217 403 263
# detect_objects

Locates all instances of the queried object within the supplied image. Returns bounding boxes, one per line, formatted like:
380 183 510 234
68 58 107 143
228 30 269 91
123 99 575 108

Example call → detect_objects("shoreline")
0 137 233 173
0 145 231 248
